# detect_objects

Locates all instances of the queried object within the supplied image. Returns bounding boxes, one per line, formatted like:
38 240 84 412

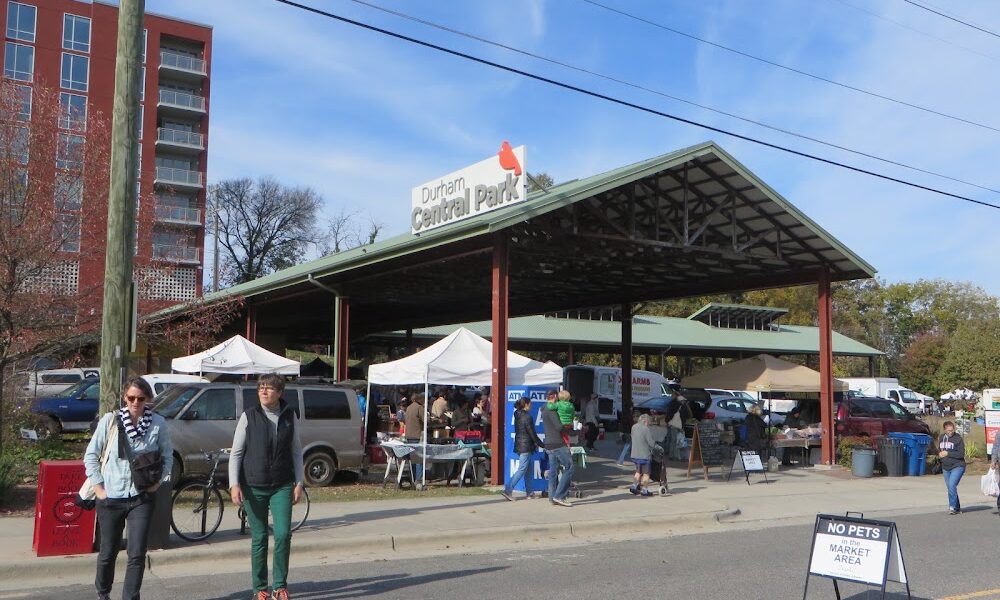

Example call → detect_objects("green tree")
937 319 1000 391
899 331 950 396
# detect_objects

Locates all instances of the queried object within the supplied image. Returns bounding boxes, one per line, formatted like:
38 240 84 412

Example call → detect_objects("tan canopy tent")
681 354 848 393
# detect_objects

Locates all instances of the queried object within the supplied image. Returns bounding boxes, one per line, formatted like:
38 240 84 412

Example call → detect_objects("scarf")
118 406 152 441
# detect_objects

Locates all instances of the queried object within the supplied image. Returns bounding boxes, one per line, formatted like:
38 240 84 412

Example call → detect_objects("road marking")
939 589 1000 600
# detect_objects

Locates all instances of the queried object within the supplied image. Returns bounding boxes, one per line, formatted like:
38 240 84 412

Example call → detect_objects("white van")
563 364 671 428
142 374 209 398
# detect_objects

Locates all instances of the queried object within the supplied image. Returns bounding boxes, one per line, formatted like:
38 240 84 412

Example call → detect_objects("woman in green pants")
229 374 305 600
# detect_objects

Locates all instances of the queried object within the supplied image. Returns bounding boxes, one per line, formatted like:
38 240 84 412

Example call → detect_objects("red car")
834 397 930 437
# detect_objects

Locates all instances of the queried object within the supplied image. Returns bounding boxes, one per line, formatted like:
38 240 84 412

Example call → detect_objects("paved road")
6 508 999 600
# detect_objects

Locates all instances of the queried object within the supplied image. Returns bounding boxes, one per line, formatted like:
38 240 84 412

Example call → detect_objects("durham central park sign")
410 142 527 234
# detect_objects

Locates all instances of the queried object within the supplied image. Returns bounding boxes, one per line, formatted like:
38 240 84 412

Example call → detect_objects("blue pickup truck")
30 378 101 436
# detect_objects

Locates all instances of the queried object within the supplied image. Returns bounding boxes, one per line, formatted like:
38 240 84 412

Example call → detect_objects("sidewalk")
2 438 990 589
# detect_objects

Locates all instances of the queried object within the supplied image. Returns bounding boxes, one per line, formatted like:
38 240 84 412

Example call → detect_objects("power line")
581 0 1000 135
272 0 1000 211
342 0 1000 197
828 0 1000 64
902 0 1000 40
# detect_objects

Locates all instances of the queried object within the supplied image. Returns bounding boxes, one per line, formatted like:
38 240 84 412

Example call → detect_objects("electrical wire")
272 0 1000 211
340 0 1000 196
581 0 1000 135
902 0 1000 40
828 0 1000 64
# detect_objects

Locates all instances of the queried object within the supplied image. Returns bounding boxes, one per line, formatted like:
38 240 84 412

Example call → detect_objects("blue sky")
146 0 1000 295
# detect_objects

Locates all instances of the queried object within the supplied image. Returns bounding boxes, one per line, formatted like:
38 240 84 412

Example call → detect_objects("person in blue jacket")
84 376 172 600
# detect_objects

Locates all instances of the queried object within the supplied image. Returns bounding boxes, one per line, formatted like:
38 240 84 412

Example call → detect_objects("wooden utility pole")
99 0 145 413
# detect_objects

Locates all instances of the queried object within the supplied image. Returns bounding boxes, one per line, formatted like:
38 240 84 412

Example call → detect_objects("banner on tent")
504 386 556 494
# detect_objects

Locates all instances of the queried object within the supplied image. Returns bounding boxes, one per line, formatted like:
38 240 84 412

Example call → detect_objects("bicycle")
170 449 311 542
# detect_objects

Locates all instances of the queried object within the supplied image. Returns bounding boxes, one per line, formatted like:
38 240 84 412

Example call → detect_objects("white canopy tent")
366 327 563 487
171 335 301 375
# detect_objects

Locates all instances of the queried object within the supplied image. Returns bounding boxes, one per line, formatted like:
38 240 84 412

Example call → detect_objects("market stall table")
381 440 476 488
771 437 821 466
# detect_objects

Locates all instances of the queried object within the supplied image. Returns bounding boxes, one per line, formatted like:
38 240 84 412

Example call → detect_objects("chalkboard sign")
696 421 723 466
804 514 910 599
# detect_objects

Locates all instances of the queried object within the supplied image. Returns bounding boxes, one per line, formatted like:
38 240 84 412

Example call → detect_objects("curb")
0 507 738 588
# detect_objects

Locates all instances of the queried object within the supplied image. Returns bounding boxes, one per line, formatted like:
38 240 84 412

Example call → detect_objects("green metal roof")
151 140 876 323
382 314 882 357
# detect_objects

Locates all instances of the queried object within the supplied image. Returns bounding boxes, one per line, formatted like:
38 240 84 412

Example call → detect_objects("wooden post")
490 233 509 485
621 303 634 432
98 0 144 414
818 269 835 465
245 304 256 343
567 344 575 365
337 298 350 380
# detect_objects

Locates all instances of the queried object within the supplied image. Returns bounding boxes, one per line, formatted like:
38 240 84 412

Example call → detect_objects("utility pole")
99 0 145 413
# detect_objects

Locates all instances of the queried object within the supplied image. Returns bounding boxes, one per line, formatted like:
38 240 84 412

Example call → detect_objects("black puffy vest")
240 401 295 488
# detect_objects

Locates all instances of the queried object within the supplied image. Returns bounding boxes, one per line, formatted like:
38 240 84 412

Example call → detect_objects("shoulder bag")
116 418 164 490
75 414 117 510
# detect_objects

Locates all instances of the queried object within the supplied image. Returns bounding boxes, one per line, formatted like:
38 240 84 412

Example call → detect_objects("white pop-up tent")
171 335 300 375
366 327 562 487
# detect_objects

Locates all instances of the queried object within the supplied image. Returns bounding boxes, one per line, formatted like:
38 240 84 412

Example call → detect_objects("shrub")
0 454 18 504
836 436 872 469
965 441 986 460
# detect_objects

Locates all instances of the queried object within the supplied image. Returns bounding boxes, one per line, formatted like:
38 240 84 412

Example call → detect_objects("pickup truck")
29 378 101 436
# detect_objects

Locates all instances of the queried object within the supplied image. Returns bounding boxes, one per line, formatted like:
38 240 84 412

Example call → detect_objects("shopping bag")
980 468 999 497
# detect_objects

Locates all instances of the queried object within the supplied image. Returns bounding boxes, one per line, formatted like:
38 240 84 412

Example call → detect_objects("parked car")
155 382 363 486
29 377 101 436
634 387 713 420
834 396 930 437
16 367 98 399
141 373 209 398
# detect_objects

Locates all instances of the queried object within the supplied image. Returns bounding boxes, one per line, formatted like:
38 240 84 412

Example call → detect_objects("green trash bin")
852 447 876 478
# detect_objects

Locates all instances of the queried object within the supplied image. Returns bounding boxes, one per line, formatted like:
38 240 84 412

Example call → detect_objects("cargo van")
563 365 671 429
16 368 98 399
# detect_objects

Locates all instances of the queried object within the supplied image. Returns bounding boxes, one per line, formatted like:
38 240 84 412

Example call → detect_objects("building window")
56 133 84 170
142 29 147 63
62 14 91 53
15 85 31 121
55 173 83 211
4 42 34 81
9 127 30 164
58 93 87 131
56 213 81 253
136 104 143 139
6 3 36 43
60 53 89 92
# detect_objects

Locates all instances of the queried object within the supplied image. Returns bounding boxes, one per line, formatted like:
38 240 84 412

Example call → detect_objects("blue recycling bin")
889 432 932 476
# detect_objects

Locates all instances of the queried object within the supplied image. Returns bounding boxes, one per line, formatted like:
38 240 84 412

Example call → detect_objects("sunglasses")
125 395 147 403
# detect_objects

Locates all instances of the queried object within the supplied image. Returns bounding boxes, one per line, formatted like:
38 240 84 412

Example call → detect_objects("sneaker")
629 484 639 495
500 490 514 502
552 497 572 507
272 589 289 600
948 508 959 515
255 592 270 600
640 488 653 497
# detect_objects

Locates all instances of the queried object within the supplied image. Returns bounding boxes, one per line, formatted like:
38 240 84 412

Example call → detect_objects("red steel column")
337 298 350 380
490 234 509 485
621 303 634 432
818 269 835 465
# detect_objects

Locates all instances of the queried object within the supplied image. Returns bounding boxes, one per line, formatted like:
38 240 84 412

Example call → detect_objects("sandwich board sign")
803 514 910 599
727 449 767 485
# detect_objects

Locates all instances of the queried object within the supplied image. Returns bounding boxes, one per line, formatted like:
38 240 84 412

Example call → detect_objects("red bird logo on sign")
497 141 522 176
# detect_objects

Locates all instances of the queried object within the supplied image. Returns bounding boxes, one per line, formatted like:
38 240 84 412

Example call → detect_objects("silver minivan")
154 382 362 487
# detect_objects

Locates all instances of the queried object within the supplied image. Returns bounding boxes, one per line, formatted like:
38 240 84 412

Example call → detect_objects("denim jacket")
84 412 173 499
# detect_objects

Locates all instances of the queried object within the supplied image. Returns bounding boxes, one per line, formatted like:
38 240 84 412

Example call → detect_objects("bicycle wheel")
290 487 310 532
171 481 224 541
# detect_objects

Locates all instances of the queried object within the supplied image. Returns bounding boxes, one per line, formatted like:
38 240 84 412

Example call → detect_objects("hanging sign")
804 514 910 599
411 141 527 234
985 410 1000 455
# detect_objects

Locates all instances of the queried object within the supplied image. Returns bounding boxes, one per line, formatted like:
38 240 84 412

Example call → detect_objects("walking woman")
938 421 966 515
229 374 305 600
501 396 544 501
84 376 172 600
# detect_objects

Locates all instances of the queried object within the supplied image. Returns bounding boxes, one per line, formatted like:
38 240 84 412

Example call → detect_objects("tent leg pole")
423 380 429 489
364 381 371 453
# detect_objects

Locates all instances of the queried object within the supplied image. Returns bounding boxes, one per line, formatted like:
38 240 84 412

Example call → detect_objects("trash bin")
33 460 96 556
852 447 876 478
878 438 906 477
890 432 933 476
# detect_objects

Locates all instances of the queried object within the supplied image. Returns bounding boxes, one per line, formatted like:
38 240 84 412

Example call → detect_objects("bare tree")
321 207 359 255
210 177 321 286
364 216 384 245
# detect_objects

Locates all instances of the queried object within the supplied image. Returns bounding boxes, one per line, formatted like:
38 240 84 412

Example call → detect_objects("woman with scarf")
84 376 173 600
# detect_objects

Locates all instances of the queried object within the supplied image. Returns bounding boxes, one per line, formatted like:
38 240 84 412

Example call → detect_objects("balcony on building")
154 166 203 190
152 244 200 264
154 202 202 226
159 49 207 82
157 89 207 117
156 127 204 154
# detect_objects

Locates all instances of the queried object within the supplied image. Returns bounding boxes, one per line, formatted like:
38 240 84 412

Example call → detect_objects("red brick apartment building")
2 0 211 303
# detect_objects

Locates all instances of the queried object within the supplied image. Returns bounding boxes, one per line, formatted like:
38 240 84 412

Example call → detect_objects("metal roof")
688 303 789 329
151 141 876 343
372 314 882 357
